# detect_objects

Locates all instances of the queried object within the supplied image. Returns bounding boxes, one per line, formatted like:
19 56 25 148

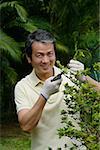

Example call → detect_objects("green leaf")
14 3 28 22
56 42 68 53
1 58 18 85
0 29 21 62
0 1 28 22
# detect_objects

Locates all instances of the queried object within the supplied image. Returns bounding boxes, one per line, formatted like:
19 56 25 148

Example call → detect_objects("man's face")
28 41 56 76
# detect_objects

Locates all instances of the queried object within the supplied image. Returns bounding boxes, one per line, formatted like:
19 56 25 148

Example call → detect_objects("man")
14 29 85 149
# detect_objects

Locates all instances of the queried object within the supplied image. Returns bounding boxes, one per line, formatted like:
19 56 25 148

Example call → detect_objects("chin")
42 69 50 73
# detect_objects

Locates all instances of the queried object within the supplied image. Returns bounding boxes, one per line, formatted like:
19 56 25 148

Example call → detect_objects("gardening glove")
67 59 84 74
68 59 86 82
41 76 62 100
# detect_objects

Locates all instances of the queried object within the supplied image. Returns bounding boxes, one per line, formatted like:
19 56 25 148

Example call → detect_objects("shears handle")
51 72 63 82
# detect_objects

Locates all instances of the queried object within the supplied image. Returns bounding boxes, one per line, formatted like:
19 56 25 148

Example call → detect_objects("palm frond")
14 2 28 22
5 17 68 53
1 57 18 85
56 42 68 53
18 20 38 32
0 29 21 62
0 1 28 22
7 17 52 32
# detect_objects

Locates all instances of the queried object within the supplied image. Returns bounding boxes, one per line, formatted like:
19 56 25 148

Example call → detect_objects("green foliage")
56 42 68 53
57 62 100 150
73 30 99 63
78 30 99 50
0 1 29 122
0 29 21 62
0 1 28 22
72 29 100 81
1 56 18 85
73 49 92 67
93 62 100 71
0 29 21 115
0 137 31 150
49 0 99 59
9 17 52 33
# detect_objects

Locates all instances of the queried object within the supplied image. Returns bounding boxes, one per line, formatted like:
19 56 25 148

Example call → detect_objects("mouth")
40 64 51 70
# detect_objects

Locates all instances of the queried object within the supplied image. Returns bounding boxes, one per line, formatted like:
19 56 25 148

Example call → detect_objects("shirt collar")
30 69 44 87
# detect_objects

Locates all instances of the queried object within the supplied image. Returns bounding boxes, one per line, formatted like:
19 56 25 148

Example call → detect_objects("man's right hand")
41 76 62 100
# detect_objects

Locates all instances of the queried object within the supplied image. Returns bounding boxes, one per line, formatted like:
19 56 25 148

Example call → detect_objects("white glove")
41 76 62 100
67 59 84 74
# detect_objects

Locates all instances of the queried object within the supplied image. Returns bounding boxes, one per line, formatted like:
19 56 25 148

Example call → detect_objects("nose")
42 55 49 63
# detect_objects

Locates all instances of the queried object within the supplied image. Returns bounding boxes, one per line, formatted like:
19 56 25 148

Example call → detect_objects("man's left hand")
67 59 84 74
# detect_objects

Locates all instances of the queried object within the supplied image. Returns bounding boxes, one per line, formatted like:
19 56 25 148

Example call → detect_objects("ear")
26 55 32 64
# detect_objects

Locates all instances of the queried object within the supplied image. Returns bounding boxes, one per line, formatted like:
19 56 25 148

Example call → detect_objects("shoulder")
15 73 31 89
54 66 62 74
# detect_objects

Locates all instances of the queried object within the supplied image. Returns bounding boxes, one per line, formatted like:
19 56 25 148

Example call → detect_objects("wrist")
78 75 87 82
81 75 87 82
40 94 48 101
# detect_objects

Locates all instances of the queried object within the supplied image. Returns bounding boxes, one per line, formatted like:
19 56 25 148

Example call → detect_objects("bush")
57 63 100 149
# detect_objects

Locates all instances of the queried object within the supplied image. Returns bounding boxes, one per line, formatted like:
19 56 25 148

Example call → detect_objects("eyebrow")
36 49 54 53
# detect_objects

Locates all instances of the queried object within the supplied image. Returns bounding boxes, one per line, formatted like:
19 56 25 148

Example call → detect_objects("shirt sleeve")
14 82 31 113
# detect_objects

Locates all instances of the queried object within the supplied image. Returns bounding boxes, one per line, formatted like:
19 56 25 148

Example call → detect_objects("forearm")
19 95 46 132
85 76 100 92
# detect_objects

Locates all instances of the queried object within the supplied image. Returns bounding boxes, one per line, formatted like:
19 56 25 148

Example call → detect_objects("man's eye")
36 54 42 58
48 52 53 56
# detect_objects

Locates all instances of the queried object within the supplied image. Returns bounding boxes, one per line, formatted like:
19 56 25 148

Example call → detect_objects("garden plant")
57 60 100 150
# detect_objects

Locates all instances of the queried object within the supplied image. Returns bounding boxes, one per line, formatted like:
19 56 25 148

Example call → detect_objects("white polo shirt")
14 66 84 150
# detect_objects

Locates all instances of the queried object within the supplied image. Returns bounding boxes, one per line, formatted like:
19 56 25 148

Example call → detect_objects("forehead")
31 41 54 53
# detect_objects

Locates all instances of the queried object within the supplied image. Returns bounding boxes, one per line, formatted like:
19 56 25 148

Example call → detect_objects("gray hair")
25 29 56 58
